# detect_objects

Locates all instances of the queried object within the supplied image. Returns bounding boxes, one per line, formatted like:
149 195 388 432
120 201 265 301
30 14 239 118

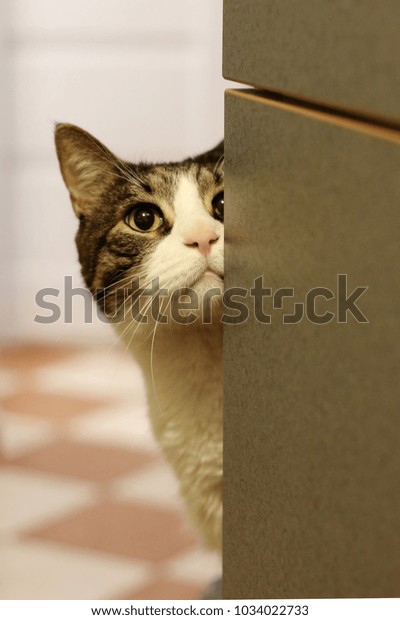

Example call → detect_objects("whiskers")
103 270 172 351
108 272 177 412
213 152 224 182
148 291 173 412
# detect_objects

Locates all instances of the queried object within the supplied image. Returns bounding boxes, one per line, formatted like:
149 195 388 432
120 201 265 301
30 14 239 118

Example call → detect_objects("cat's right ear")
54 123 119 218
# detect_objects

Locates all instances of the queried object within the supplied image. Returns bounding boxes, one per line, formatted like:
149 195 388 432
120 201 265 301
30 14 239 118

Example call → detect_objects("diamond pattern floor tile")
0 466 96 533
0 539 149 600
0 343 220 599
111 462 182 509
27 499 198 562
0 343 79 371
69 406 156 451
2 390 106 421
116 577 203 600
166 548 222 583
35 349 146 400
1 413 55 458
9 440 157 483
0 369 20 398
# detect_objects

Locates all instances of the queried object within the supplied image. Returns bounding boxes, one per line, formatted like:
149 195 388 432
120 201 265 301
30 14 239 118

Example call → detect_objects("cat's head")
55 124 224 330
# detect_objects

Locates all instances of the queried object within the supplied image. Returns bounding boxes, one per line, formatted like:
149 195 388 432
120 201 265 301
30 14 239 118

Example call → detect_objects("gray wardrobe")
223 0 400 599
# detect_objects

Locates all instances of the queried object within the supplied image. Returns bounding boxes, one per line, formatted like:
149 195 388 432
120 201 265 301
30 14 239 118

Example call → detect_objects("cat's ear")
193 140 224 173
211 141 224 159
54 123 119 218
197 140 224 162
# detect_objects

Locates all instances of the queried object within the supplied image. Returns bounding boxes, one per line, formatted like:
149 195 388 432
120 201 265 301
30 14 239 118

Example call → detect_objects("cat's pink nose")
184 229 219 257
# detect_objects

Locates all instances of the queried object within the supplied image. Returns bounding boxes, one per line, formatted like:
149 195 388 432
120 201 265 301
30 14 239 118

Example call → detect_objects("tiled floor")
0 343 221 600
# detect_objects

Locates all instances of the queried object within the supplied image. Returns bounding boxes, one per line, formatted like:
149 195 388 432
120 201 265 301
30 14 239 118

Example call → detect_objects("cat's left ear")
211 141 224 159
198 140 224 162
54 123 120 218
193 140 224 177
209 141 224 180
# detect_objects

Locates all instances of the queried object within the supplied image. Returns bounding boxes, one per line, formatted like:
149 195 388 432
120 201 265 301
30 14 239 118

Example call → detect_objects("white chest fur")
118 321 223 551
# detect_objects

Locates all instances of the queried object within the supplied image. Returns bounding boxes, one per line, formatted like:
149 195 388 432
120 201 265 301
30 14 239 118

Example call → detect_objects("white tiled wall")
3 0 231 342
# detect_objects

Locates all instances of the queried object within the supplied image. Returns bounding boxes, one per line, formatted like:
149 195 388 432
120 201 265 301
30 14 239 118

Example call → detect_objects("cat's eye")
125 204 164 233
212 191 224 222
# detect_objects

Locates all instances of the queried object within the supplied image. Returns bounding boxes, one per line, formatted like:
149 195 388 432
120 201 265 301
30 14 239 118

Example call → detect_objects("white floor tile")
0 539 150 599
111 462 182 509
0 369 19 398
35 348 147 401
0 467 97 534
1 413 56 458
166 547 222 584
69 405 157 451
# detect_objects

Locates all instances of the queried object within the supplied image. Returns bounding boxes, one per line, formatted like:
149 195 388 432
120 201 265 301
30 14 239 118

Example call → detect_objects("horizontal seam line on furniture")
225 86 400 144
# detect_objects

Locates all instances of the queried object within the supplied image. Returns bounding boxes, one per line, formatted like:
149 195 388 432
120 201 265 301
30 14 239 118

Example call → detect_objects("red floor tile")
1 344 213 600
0 343 79 371
9 440 156 482
27 499 197 562
2 390 106 421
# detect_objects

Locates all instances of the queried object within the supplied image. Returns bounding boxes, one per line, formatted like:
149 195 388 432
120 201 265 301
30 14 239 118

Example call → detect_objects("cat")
55 124 224 552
